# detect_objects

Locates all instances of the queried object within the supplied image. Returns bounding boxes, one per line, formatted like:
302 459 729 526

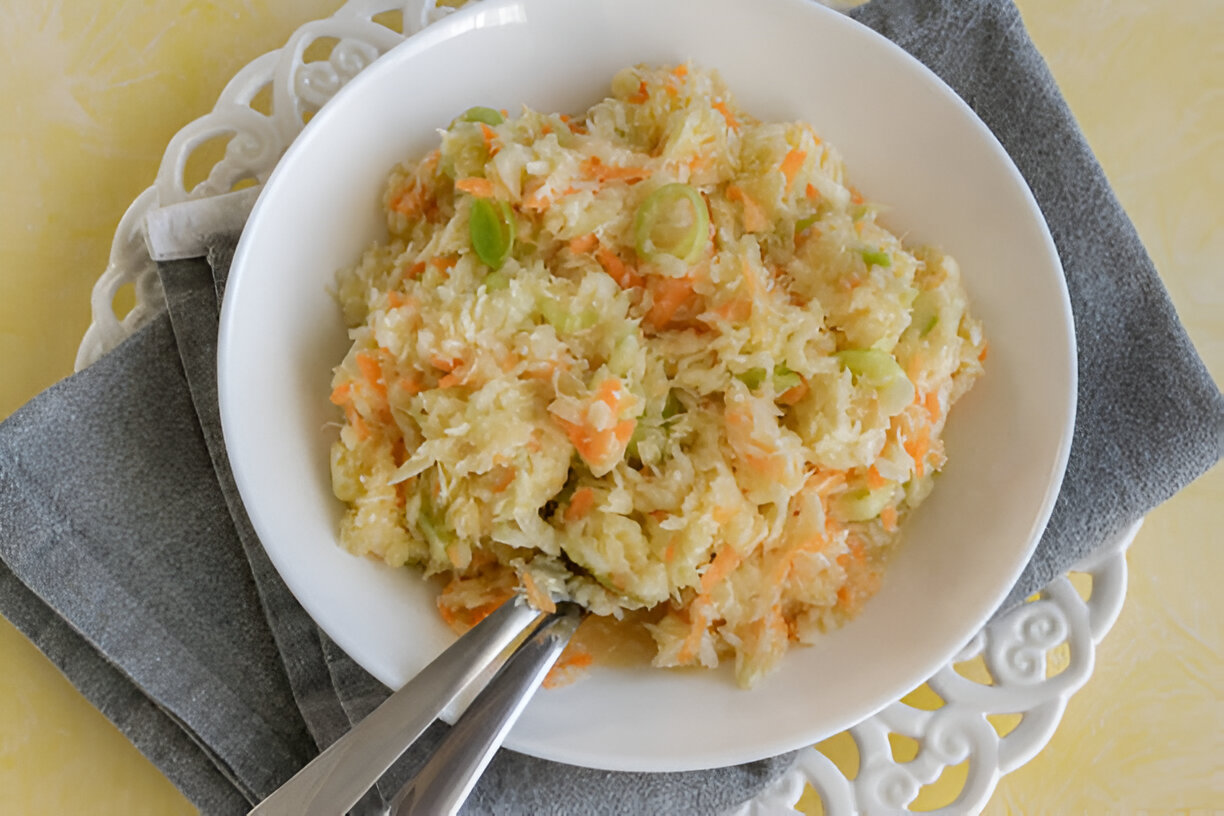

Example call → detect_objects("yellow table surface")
0 1 1219 813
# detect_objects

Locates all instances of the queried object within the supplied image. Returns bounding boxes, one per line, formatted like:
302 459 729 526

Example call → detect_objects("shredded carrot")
676 601 709 664
581 156 651 184
557 379 637 468
726 184 767 232
455 177 496 198
429 255 459 273
628 79 649 104
866 465 887 489
386 291 406 308
390 183 425 216
780 149 807 191
343 402 369 440
479 122 499 156
565 487 596 522
437 371 462 389
805 183 821 203
543 645 593 688
398 375 423 396
430 355 459 372
700 546 742 594
739 256 762 297
646 275 696 329
406 261 427 279
712 99 738 130
436 589 514 633
904 424 932 477
672 64 688 78
879 506 898 532
329 382 352 406
778 380 809 406
520 571 556 614
663 543 676 563
355 351 385 398
978 342 989 362
714 297 752 322
664 82 678 98
850 186 865 206
807 469 847 497
924 390 942 420
596 246 644 289
568 233 599 254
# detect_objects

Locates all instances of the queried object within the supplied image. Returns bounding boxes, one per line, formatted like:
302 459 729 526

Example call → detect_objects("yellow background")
0 1 1219 813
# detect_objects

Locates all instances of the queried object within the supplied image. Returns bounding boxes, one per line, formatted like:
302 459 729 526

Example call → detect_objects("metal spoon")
388 602 584 815
247 598 543 816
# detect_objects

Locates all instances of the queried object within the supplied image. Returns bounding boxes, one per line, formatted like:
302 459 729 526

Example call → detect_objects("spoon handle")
389 603 583 816
248 598 542 816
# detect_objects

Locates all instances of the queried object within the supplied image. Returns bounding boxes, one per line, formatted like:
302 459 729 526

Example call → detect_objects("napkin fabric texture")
2 0 1222 814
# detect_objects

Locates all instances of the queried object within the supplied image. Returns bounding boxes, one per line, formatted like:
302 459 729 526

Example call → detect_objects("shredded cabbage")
329 64 986 688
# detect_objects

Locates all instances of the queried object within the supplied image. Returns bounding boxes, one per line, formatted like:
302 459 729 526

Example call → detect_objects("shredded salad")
328 64 986 688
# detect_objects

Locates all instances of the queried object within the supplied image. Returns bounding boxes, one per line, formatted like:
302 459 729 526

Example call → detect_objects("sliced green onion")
835 349 903 387
795 214 819 233
662 389 684 420
909 291 939 338
836 349 915 414
461 106 504 126
831 485 894 522
540 299 598 334
481 270 510 292
633 183 710 262
469 198 516 270
736 367 768 390
417 497 453 549
860 248 891 268
772 364 803 393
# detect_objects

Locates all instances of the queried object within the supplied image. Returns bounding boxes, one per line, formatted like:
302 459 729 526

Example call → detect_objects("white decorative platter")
75 1 1134 812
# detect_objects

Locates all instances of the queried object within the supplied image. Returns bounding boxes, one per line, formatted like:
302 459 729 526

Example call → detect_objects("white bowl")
218 0 1075 772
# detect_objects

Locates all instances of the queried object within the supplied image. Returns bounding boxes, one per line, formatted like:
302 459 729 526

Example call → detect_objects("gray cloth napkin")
2 0 1221 814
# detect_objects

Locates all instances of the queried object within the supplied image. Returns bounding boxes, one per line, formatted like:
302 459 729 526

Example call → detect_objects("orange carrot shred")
596 246 644 289
355 352 385 398
978 342 990 362
628 79 649 104
924 390 942 419
479 123 499 156
880 506 898 532
726 185 767 232
455 177 496 198
712 99 738 130
780 149 807 191
866 465 887 489
568 233 599 254
565 487 596 522
778 380 809 406
672 64 688 78
646 275 696 330
329 382 351 406
700 546 742 594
